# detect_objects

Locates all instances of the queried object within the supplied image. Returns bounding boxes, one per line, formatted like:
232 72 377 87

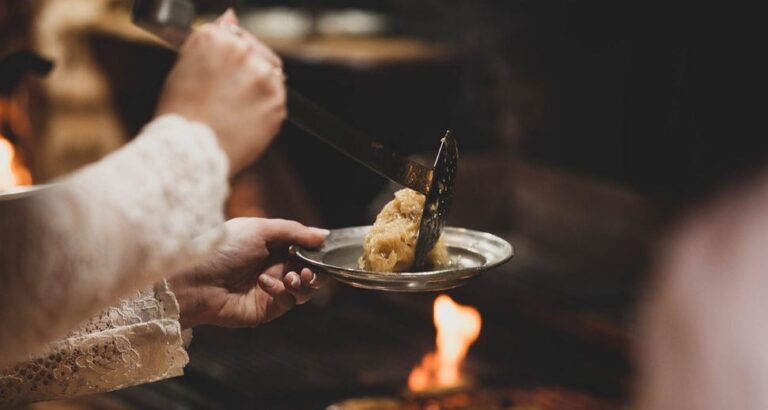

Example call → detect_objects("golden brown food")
359 188 450 272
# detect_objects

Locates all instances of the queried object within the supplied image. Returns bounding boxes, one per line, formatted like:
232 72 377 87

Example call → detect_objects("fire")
0 134 31 190
408 295 482 392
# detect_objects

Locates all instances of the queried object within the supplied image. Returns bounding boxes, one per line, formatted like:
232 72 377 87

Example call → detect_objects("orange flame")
0 135 32 190
408 295 482 392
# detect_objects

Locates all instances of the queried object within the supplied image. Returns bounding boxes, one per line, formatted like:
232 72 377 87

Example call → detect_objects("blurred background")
1 0 762 408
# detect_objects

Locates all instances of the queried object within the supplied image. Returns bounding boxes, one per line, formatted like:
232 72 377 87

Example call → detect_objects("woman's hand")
169 218 329 329
155 10 286 175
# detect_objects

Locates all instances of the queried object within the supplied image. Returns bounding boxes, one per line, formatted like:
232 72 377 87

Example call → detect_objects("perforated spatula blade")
413 130 458 269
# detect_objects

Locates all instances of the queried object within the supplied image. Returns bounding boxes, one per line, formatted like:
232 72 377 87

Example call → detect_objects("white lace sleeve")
0 114 228 367
0 280 189 407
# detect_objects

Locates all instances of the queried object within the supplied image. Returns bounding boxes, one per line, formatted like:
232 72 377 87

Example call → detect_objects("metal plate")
291 226 514 292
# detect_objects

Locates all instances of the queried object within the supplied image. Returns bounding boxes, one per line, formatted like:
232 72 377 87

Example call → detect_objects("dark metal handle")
286 90 431 193
132 0 431 193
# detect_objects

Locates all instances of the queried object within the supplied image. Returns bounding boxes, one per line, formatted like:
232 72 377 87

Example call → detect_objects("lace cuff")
0 281 189 407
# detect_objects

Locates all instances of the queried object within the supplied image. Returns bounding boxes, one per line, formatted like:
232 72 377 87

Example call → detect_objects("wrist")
168 275 213 329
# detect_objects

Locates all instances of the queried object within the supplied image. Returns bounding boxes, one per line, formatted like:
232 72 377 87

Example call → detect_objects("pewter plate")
290 226 514 292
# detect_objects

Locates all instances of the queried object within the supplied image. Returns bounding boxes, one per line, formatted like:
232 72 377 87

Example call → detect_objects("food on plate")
359 188 449 272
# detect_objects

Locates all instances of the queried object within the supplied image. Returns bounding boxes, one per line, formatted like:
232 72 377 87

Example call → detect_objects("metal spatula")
132 0 458 269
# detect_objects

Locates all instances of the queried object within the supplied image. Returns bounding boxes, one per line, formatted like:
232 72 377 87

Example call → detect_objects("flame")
0 135 32 190
408 295 482 392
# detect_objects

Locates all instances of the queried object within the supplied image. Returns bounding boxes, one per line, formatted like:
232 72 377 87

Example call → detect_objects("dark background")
190 0 767 203
4 0 765 408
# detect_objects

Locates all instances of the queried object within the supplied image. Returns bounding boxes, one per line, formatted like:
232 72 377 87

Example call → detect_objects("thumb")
262 219 329 249
215 8 239 25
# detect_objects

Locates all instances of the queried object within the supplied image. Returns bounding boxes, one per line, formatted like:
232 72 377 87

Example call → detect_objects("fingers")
282 268 323 305
208 9 285 101
262 219 330 249
257 274 296 320
246 37 283 69
302 267 329 289
213 9 282 69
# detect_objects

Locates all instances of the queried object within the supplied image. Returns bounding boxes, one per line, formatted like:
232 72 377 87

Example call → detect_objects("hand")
169 218 329 329
155 10 286 175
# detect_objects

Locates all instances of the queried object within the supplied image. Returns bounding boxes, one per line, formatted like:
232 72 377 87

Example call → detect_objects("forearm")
0 115 228 366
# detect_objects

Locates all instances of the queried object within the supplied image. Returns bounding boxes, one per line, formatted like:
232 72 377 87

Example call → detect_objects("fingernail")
310 227 331 237
260 276 276 288
291 277 301 289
